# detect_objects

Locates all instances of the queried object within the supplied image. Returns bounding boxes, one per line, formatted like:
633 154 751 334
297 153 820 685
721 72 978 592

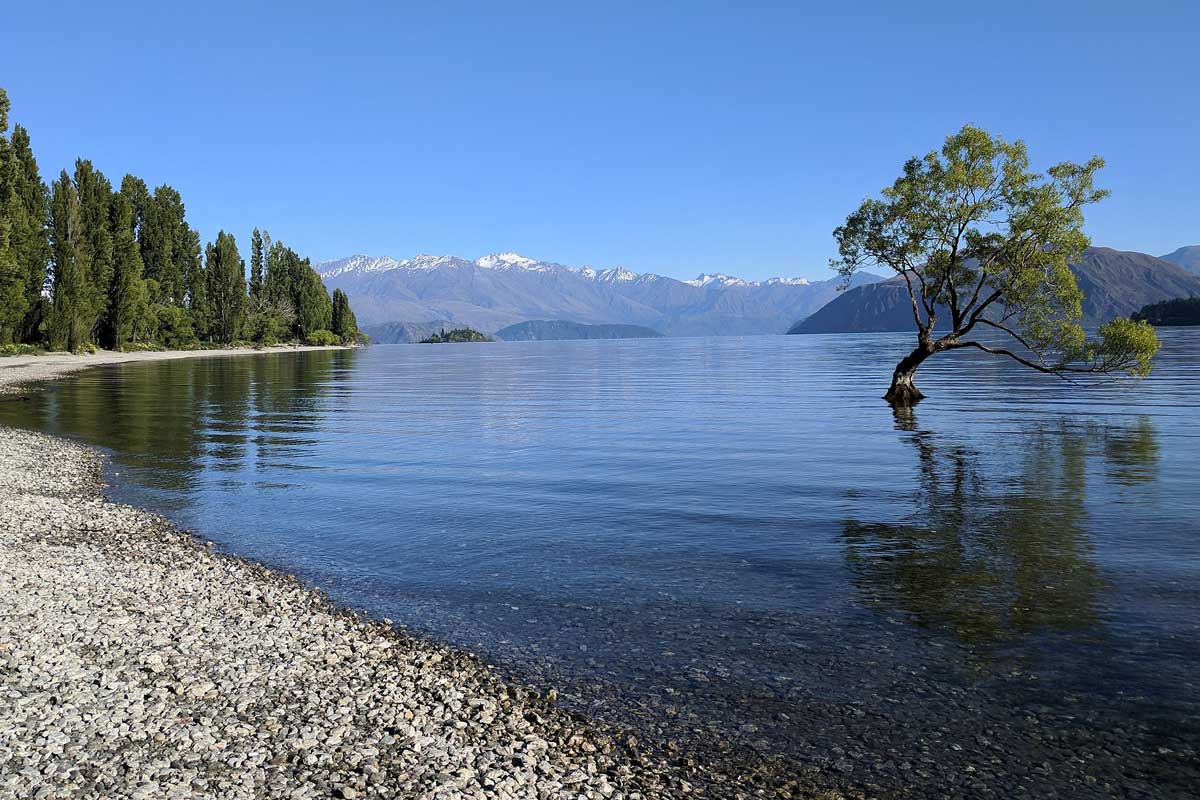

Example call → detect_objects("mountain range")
318 253 882 337
789 247 1200 334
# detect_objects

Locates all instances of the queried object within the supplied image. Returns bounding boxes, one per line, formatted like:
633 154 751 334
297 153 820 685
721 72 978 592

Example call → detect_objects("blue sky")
2 1 1196 281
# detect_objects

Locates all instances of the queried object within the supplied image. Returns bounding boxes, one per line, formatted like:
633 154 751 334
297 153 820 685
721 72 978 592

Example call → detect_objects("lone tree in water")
832 125 1160 406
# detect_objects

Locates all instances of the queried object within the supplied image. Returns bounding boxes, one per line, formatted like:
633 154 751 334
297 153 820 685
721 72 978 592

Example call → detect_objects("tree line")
0 87 360 353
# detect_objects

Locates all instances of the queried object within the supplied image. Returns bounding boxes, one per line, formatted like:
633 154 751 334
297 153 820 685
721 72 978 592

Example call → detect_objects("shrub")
0 343 46 357
305 329 341 346
155 305 200 350
119 341 163 353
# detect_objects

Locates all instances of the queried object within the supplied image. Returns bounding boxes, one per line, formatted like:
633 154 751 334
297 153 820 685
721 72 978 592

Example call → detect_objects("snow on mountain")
476 252 546 270
685 273 748 288
320 253 810 288
318 252 881 335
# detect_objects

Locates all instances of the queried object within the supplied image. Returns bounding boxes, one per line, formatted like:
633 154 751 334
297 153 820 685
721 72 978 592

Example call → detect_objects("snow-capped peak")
596 267 638 282
317 252 814 289
685 273 748 288
476 252 542 270
318 255 404 278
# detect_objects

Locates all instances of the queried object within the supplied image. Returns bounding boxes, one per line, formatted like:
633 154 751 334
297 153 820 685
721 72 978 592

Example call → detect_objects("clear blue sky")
3 1 1196 281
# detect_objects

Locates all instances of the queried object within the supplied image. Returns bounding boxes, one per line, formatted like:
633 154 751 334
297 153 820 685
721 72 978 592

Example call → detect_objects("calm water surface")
3 332 1198 798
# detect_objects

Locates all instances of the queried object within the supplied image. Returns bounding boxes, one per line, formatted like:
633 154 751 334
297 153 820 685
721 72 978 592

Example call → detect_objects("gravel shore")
0 351 839 800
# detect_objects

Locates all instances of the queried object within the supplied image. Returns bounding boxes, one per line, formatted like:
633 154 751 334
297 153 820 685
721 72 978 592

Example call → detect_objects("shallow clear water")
3 332 1198 798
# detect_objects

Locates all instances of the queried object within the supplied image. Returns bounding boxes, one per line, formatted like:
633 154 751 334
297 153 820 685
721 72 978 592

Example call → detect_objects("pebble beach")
0 349 837 800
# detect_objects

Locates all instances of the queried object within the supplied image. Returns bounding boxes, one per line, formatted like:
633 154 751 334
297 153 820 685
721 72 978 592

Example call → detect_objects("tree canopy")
833 125 1160 405
0 85 361 353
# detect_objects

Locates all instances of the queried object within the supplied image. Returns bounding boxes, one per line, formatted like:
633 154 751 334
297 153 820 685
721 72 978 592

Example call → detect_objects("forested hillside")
0 87 360 353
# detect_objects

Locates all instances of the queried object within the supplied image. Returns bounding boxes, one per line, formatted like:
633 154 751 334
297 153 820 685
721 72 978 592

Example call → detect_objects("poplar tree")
10 126 50 342
293 257 332 337
0 90 23 342
157 186 188 304
331 288 357 341
0 85 361 350
73 159 113 340
205 231 245 344
48 171 89 351
249 227 264 299
108 191 146 349
183 226 207 338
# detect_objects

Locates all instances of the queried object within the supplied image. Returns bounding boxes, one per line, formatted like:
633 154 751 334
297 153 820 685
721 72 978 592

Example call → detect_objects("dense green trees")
205 231 245 344
419 327 491 343
0 104 50 345
331 289 357 340
0 86 360 353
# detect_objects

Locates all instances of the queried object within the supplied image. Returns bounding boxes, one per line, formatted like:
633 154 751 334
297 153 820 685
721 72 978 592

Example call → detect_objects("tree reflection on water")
843 408 1159 646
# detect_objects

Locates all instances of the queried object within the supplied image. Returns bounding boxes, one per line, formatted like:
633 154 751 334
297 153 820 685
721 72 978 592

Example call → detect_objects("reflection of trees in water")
15 350 355 491
843 410 1158 645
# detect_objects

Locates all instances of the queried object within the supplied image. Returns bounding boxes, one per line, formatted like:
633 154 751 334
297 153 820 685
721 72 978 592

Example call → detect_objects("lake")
2 331 1197 798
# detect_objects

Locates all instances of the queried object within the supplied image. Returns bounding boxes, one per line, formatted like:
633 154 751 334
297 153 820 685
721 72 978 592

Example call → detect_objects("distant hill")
494 320 664 341
361 320 454 344
790 247 1200 334
1160 245 1200 275
318 252 883 336
1132 296 1200 326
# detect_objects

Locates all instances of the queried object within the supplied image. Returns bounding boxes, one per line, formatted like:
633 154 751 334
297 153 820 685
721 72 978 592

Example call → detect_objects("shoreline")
0 344 354 394
0 348 837 800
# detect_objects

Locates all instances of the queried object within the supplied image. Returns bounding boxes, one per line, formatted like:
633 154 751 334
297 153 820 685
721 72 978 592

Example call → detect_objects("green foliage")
9 126 51 342
0 342 44 356
1089 318 1160 378
419 327 491 343
249 228 264 299
331 288 358 341
118 340 163 353
204 231 245 344
108 192 145 349
48 171 88 351
0 108 28 342
153 303 200 350
73 159 114 340
304 329 341 346
0 85 364 354
832 124 1159 398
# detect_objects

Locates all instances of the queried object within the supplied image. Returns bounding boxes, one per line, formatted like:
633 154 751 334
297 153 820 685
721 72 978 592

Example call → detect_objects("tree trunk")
885 344 933 406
